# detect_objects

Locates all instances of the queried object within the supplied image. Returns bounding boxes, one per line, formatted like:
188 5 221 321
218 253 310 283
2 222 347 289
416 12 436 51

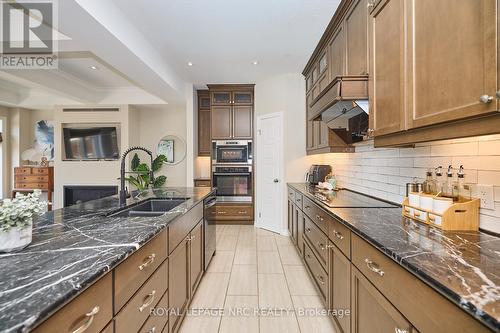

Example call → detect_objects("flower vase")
0 225 32 252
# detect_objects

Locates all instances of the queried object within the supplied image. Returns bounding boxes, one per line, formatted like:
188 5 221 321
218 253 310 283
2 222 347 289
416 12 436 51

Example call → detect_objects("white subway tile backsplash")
325 136 500 234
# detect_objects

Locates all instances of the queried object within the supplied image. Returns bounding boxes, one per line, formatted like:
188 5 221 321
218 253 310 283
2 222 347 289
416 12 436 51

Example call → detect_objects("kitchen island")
0 187 215 333
288 183 500 332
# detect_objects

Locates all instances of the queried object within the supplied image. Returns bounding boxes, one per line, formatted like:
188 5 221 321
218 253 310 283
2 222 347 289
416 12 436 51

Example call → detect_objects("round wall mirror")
156 135 187 165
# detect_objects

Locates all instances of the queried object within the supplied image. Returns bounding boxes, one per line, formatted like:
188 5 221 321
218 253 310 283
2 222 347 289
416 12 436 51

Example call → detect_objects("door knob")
273 179 279 183
479 95 493 104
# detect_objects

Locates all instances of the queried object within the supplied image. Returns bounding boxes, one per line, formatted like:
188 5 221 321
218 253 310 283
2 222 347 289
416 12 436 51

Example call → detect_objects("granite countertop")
289 183 500 332
0 187 214 333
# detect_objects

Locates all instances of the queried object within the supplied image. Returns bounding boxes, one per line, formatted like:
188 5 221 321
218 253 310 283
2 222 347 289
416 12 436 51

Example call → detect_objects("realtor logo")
0 0 58 69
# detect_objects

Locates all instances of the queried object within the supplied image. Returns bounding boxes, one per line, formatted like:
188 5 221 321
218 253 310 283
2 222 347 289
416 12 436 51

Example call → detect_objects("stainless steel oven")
212 165 252 202
212 140 252 164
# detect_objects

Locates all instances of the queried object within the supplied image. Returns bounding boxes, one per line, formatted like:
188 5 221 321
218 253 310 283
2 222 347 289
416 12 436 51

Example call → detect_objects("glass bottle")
457 165 471 201
435 166 444 195
422 168 437 194
443 165 458 201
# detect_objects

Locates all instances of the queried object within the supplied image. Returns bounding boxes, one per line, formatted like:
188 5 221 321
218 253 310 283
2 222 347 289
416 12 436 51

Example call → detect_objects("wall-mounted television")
62 124 120 160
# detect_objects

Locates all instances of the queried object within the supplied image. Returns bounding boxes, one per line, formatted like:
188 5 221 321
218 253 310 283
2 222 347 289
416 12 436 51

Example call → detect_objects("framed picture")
35 120 54 160
158 139 174 163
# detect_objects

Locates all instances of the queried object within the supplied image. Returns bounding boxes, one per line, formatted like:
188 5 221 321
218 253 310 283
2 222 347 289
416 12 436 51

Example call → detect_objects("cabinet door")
288 200 294 237
190 221 204 295
319 121 330 148
328 26 345 81
297 209 304 256
306 120 315 151
370 0 406 136
345 0 369 75
212 91 232 105
351 267 411 333
211 105 232 139
330 244 351 333
198 109 211 156
233 106 253 139
313 121 322 149
198 93 211 109
407 0 497 129
233 91 253 105
169 239 190 333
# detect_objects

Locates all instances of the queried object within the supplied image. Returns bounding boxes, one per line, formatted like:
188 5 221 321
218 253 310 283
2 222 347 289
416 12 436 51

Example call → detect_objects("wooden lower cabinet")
351 266 411 333
329 243 351 333
214 203 254 224
190 221 204 295
296 208 304 256
169 238 190 333
139 290 169 333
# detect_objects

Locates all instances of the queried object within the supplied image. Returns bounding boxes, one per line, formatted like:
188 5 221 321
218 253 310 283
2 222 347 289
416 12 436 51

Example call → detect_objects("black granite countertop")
0 187 214 333
289 183 500 332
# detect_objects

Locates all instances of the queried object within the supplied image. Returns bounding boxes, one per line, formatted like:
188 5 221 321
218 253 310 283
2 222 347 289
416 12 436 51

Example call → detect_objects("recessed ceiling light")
252 61 259 65
187 62 193 67
90 65 98 70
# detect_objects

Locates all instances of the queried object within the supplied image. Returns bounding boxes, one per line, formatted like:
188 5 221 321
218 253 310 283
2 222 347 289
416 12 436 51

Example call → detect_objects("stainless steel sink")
108 198 188 218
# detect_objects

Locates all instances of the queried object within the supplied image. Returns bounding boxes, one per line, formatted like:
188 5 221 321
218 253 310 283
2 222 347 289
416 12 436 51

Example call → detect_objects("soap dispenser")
435 166 444 195
423 168 437 194
457 165 471 201
443 165 458 201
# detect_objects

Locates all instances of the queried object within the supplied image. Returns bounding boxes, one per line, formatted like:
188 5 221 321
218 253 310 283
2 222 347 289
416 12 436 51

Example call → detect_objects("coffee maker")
306 165 332 185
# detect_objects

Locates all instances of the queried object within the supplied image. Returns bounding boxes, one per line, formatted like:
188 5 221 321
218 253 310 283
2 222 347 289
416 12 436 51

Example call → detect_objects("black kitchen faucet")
119 146 154 206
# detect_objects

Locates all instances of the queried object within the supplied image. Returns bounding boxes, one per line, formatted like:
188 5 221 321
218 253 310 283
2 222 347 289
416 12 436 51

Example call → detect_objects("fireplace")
64 185 118 207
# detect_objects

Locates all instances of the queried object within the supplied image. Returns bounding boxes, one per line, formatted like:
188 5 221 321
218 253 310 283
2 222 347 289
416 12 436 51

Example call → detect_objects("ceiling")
112 0 340 85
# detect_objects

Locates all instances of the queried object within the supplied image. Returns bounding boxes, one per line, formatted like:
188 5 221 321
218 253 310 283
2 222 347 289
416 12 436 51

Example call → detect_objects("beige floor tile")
277 245 302 265
257 235 278 252
190 272 230 309
259 311 300 333
292 295 337 333
207 251 234 273
284 265 319 296
178 312 221 333
219 296 259 333
257 227 278 237
237 231 257 248
258 274 293 308
239 225 256 233
234 246 257 264
257 251 283 274
227 265 258 295
219 224 241 235
217 234 238 251
274 234 293 246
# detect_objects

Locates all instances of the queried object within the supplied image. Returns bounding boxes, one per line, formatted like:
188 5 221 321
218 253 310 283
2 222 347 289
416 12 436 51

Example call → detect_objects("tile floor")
179 225 337 333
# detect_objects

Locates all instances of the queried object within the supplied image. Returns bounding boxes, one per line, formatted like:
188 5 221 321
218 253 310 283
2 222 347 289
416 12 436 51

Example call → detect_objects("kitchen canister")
419 194 434 211
430 197 453 226
408 192 420 216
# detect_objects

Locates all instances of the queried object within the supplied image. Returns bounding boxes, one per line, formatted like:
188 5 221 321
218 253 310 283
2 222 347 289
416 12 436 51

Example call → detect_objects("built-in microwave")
212 140 252 164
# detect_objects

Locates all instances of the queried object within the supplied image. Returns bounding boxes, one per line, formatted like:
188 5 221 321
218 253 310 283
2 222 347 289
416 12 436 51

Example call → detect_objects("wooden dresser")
13 166 54 210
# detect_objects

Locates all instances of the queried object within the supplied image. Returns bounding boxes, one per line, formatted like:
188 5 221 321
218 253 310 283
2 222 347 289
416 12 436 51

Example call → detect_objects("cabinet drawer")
115 261 168 333
115 230 167 312
33 274 112 333
15 175 49 183
32 168 49 175
287 188 295 201
169 202 203 254
351 234 490 333
294 192 303 210
302 196 329 234
328 217 351 258
214 203 253 221
304 239 328 303
304 216 328 269
14 167 31 175
15 182 48 190
139 290 169 333
194 179 211 187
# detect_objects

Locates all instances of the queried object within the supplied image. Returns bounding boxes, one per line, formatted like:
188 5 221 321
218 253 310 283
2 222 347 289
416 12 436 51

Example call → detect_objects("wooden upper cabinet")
199 94 211 109
317 52 330 94
370 0 406 136
345 0 369 75
407 0 498 129
233 91 253 105
328 26 345 81
198 109 211 156
212 91 232 105
211 105 232 139
306 120 315 151
233 106 253 139
351 267 411 333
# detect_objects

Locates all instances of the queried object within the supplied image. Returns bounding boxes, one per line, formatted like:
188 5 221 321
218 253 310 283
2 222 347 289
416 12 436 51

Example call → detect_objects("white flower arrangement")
0 190 47 232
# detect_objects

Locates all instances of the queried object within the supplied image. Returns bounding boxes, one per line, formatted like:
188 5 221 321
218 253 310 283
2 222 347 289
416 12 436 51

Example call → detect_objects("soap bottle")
435 166 444 195
443 165 458 201
457 165 471 201
422 168 437 194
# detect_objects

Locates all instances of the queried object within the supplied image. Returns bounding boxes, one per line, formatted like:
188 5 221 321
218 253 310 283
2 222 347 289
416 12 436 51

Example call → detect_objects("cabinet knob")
479 95 493 104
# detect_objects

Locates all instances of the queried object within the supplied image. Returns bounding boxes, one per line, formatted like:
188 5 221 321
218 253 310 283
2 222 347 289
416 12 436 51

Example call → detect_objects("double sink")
108 198 188 218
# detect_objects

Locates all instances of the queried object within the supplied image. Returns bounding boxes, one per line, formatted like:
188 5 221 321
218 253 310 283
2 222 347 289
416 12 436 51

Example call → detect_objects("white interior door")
256 113 283 234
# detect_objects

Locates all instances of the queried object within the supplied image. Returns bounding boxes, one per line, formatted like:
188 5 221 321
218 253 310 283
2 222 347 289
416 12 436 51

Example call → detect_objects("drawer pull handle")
138 254 156 271
70 306 100 333
147 327 156 333
304 205 310 209
326 244 335 249
316 215 324 222
318 242 325 250
238 211 247 214
187 235 196 242
219 211 227 214
365 258 385 277
333 230 344 240
394 329 408 333
306 254 312 259
305 228 311 233
139 290 156 312
317 275 325 284
296 199 301 202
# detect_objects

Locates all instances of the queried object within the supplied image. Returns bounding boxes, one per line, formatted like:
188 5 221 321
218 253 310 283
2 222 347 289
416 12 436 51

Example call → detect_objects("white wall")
137 105 188 187
0 107 11 198
322 135 500 234
255 73 323 233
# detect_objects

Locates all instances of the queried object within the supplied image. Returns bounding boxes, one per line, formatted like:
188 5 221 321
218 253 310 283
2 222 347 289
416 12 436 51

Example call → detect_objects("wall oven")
212 165 252 202
212 140 252 164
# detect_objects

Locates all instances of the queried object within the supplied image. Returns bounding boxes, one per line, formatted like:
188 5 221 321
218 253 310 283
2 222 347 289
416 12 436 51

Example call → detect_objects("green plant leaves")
127 153 167 190
153 175 167 188
131 153 140 171
153 154 167 172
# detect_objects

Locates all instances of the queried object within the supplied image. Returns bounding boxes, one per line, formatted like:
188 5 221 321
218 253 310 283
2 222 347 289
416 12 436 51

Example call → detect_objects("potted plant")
124 153 168 193
0 190 47 252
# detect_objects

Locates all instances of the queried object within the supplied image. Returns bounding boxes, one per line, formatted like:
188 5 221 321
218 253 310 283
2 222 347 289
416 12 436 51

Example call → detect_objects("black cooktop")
309 188 399 208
